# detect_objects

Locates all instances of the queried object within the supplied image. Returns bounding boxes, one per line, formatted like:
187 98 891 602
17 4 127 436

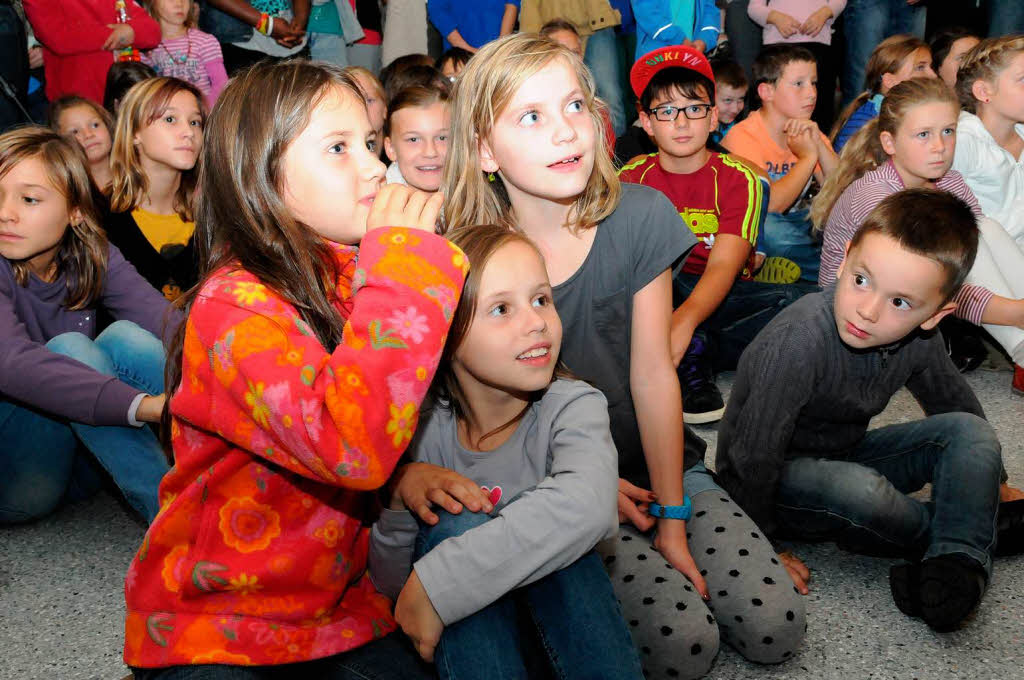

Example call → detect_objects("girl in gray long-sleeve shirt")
0 128 177 524
370 225 643 679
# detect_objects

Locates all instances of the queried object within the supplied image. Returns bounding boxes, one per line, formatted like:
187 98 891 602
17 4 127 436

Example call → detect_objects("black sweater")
103 210 198 300
714 287 986 537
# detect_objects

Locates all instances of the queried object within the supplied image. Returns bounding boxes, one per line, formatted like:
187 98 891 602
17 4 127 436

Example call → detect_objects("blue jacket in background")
631 0 719 60
834 94 882 153
428 0 521 50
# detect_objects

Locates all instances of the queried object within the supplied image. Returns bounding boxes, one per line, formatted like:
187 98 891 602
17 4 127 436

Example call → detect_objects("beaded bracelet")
257 12 271 35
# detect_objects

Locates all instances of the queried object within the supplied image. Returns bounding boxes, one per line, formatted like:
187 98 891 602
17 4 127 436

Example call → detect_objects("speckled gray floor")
1 367 1022 680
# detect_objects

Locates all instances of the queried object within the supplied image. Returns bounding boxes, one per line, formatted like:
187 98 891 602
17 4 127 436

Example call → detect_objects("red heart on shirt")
480 485 502 506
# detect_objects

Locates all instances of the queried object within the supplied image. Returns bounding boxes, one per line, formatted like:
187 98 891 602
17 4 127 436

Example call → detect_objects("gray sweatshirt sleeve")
413 388 619 625
368 508 419 601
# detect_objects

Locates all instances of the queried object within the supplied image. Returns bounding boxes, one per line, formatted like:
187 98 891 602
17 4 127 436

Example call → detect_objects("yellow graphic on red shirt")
679 209 720 237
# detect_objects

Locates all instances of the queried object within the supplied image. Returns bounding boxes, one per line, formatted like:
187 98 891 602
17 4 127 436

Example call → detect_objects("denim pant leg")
775 413 1001 576
675 275 816 371
0 399 79 524
415 509 530 680
888 0 926 38
585 27 628 137
310 32 350 67
520 551 644 680
47 321 170 523
724 0 762 81
988 0 1024 35
759 210 821 283
841 0 889 106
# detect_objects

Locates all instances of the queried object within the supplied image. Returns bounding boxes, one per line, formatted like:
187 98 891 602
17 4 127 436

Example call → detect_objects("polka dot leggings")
601 489 806 679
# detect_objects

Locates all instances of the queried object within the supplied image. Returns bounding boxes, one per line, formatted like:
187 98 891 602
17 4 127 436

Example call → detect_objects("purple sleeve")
100 244 184 346
747 0 770 26
0 267 142 426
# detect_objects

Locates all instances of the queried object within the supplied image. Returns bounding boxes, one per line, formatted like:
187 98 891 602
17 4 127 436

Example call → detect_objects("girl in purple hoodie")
0 127 178 525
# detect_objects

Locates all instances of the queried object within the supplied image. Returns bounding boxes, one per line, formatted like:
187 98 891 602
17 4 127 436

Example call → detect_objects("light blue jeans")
840 0 926 107
774 413 1002 577
310 32 349 68
0 321 170 524
584 26 629 137
761 209 821 283
416 508 644 680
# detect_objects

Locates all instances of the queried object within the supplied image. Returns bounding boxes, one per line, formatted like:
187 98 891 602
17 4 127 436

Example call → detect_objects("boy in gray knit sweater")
715 189 1024 633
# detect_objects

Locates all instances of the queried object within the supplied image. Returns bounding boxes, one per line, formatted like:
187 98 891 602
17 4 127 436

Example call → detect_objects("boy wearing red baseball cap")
620 45 815 424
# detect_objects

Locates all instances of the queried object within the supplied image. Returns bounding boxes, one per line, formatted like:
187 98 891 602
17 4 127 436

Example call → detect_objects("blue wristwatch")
648 496 692 520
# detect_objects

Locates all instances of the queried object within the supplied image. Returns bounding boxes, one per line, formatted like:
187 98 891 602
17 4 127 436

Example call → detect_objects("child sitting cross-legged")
620 46 814 425
715 189 1024 633
722 44 838 283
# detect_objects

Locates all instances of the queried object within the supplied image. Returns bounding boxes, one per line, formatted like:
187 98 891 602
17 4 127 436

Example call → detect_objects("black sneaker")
918 554 986 632
939 317 987 373
678 333 725 424
995 499 1024 557
889 561 921 618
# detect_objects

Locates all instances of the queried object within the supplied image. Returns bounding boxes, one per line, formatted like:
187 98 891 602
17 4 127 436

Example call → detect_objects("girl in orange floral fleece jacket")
124 61 467 678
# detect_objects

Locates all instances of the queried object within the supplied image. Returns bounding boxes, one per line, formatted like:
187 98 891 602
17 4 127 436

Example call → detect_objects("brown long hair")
440 33 620 234
109 76 206 220
830 35 929 143
812 78 958 230
0 127 108 310
434 224 569 448
161 61 369 454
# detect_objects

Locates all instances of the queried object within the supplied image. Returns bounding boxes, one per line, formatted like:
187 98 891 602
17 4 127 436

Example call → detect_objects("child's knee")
416 509 492 554
723 594 805 664
46 332 114 374
641 616 720 680
96 320 165 360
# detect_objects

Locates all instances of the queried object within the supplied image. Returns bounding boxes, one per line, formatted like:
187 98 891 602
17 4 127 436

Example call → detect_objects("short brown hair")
752 44 815 88
712 59 747 89
539 18 580 39
849 189 978 300
385 85 450 137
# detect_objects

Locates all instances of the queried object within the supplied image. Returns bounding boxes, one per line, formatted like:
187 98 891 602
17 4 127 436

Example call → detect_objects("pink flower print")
387 307 429 344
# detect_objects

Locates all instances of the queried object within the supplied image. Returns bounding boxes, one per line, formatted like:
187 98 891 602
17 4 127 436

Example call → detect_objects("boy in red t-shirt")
620 46 815 423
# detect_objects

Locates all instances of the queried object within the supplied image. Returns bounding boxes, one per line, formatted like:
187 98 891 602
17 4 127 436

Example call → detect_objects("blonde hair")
343 66 385 100
812 77 959 230
956 34 1024 114
0 127 107 309
830 35 929 143
109 77 206 220
440 32 620 234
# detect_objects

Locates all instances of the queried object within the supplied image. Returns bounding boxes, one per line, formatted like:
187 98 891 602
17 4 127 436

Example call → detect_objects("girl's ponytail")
812 118 886 229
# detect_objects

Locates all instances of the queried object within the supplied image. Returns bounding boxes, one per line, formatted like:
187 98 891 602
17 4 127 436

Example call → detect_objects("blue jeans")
675 274 816 371
310 32 349 67
761 209 821 283
0 321 169 524
840 0 926 106
416 509 644 680
131 633 436 679
585 27 628 137
774 413 1002 576
988 0 1024 36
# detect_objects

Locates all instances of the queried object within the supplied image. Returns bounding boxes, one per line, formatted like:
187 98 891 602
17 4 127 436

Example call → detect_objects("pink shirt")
141 29 228 107
747 0 846 46
819 159 992 325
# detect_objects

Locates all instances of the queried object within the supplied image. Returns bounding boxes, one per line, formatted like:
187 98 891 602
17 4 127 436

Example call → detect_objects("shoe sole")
918 558 984 633
684 407 726 424
754 257 802 285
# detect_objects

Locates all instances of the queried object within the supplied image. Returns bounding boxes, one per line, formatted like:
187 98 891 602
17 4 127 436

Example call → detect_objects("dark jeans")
416 509 644 680
674 273 816 372
132 633 436 680
774 413 1002 576
988 0 1024 36
724 0 762 82
840 0 926 107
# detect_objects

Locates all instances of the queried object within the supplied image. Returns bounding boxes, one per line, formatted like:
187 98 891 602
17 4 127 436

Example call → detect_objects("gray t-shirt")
369 379 619 625
552 183 705 484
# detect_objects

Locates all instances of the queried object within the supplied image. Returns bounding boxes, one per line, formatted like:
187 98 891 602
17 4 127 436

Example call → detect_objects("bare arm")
446 29 478 52
499 3 518 36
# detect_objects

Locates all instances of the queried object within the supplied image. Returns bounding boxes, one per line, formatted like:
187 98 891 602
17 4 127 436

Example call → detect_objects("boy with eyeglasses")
620 46 815 424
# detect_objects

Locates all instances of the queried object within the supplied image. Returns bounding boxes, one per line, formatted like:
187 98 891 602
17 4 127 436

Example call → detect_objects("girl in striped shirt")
141 0 228 106
812 77 1024 394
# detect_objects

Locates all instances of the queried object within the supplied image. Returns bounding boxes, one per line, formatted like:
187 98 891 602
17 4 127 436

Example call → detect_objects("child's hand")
390 462 494 524
617 478 657 532
783 118 820 137
778 551 810 594
103 24 135 51
395 570 444 662
786 128 818 160
272 18 305 48
767 10 802 38
800 6 833 37
367 184 445 233
136 394 167 424
654 520 710 599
